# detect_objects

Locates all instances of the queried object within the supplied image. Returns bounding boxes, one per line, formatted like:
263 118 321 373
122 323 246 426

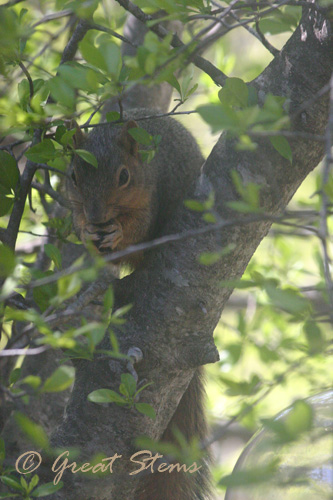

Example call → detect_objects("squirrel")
67 109 203 267
66 108 211 499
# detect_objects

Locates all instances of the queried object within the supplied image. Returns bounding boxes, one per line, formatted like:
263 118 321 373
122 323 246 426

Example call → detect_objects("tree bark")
27 4 333 499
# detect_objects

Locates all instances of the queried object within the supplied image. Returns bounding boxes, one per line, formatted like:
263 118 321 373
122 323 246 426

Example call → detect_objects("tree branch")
2 18 91 250
114 0 228 86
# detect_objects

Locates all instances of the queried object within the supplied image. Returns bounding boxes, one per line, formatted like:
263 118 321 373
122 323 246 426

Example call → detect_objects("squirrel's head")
67 120 153 255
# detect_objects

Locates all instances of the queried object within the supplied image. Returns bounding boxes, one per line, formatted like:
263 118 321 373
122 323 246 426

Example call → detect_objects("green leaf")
67 0 99 17
99 42 122 78
25 139 57 163
0 151 19 215
44 243 62 270
75 149 98 168
139 149 156 163
262 400 313 443
198 244 234 265
184 199 206 212
103 286 114 313
15 413 49 450
57 272 82 302
106 111 120 122
0 245 16 278
32 482 63 497
166 74 181 94
87 389 126 404
57 63 103 92
303 321 325 354
218 461 278 487
32 270 57 312
0 477 24 493
128 127 152 145
112 303 132 319
198 252 222 265
42 366 75 393
28 475 39 493
0 437 5 466
20 375 41 389
121 373 137 397
20 477 28 491
59 128 76 147
227 200 261 213
270 135 292 163
196 103 240 133
265 284 308 314
48 76 75 109
0 151 19 190
219 374 261 396
284 400 313 436
218 77 249 108
0 184 14 216
9 367 21 385
220 279 256 289
135 403 156 419
80 38 106 71
18 78 30 110
202 213 216 223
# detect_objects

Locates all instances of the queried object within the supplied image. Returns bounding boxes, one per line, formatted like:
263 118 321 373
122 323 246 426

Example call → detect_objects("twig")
0 346 50 357
7 273 116 346
210 0 326 15
36 163 70 178
88 21 138 48
60 18 90 65
28 187 36 213
0 139 28 151
114 0 227 86
2 0 26 6
2 130 43 250
32 9 73 29
1 211 324 296
18 61 34 102
2 18 91 250
18 230 54 238
319 73 333 321
190 0 292 55
202 352 326 449
84 111 326 143
31 182 71 208
82 102 105 128
255 20 280 57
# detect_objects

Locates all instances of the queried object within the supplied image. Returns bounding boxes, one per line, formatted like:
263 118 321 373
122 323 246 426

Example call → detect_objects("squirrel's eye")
71 170 77 187
118 167 130 187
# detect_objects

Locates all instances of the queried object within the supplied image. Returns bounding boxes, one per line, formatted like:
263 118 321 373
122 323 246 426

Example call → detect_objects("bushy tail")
135 367 211 500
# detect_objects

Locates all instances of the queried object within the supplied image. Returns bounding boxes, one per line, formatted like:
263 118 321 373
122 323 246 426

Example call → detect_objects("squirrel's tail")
135 367 211 500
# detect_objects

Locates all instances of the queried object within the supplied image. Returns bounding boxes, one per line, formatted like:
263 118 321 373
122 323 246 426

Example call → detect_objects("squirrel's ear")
118 120 139 158
70 120 85 149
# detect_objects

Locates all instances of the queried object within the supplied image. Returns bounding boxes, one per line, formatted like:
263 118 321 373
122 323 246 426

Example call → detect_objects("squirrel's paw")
84 222 123 252
100 228 123 251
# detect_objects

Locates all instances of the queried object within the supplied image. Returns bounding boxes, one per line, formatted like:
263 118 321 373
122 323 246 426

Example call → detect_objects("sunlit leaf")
42 366 75 393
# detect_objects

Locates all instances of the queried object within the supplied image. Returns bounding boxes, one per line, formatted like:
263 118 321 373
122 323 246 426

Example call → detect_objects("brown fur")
135 368 211 500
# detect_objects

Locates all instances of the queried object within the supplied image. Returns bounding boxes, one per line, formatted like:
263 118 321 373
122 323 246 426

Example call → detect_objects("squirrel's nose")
93 219 115 228
84 202 111 225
